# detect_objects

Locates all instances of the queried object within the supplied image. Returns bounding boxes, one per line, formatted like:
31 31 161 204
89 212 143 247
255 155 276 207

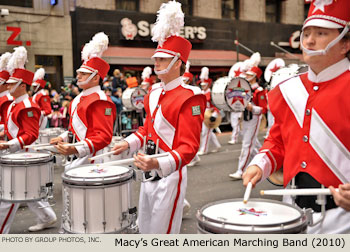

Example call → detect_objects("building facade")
0 0 73 90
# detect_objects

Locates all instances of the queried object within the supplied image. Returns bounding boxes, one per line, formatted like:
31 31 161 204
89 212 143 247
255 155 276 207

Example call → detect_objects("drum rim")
211 76 231 111
62 165 134 186
196 198 306 233
0 152 54 165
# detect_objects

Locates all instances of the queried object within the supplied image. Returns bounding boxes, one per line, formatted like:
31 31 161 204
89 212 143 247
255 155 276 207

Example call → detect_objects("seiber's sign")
120 18 207 41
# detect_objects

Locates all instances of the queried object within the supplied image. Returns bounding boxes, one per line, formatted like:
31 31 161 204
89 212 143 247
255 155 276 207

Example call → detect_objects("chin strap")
77 70 98 87
9 79 22 94
300 25 349 56
154 54 180 75
33 84 40 93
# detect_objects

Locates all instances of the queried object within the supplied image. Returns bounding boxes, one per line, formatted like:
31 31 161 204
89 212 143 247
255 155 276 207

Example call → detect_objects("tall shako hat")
32 68 46 89
141 66 153 88
0 52 11 84
6 46 34 86
182 60 193 83
245 52 262 79
200 67 212 87
77 32 110 81
151 0 192 75
301 0 350 56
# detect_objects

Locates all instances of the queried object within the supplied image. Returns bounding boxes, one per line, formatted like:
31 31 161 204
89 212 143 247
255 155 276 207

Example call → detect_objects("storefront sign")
6 26 32 46
120 18 206 41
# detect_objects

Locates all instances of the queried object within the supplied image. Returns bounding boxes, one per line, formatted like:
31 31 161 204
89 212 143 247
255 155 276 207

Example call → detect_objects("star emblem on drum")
270 64 281 73
89 168 107 174
238 208 267 217
227 80 250 106
312 0 333 13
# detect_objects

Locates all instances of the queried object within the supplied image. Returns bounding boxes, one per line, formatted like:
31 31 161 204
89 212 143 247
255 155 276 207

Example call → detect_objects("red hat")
34 79 47 88
152 36 192 63
141 77 153 86
182 72 193 83
77 57 110 80
246 66 263 79
303 0 350 29
0 70 10 83
7 69 34 85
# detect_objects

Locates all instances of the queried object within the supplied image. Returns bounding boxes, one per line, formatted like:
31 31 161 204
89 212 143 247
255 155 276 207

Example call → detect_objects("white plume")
151 0 184 46
249 52 261 67
0 52 12 72
81 32 109 62
241 59 252 72
33 68 45 81
200 67 209 80
142 66 152 80
7 46 27 74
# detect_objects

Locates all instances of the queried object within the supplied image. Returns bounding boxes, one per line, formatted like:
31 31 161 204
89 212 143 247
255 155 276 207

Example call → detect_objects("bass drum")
211 76 252 112
269 64 308 90
122 87 147 110
196 198 308 234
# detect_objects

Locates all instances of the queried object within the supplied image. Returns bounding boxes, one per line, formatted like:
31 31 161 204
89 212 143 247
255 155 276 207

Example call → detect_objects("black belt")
294 172 337 213
144 171 161 181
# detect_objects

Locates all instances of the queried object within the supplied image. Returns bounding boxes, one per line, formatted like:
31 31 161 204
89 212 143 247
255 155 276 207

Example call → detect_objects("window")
0 0 33 8
178 0 193 16
266 0 281 23
116 0 139 11
222 0 239 19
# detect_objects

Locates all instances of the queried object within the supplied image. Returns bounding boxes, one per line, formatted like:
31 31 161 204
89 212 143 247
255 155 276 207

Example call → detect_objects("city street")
8 130 281 234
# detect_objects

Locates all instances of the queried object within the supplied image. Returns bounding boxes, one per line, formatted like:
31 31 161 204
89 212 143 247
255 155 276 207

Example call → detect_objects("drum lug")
103 221 106 233
83 221 88 233
304 208 314 226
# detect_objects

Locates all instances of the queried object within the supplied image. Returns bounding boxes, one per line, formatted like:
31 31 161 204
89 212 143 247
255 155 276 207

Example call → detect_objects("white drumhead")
0 152 52 164
225 77 252 111
65 165 129 179
202 200 301 225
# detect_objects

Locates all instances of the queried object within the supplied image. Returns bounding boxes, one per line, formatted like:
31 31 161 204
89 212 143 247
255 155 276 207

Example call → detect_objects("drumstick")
96 153 169 167
243 182 253 204
89 150 116 161
34 142 84 151
24 143 54 148
260 188 339 196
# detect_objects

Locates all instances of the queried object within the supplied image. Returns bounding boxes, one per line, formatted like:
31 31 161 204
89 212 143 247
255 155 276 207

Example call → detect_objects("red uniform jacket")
0 91 13 126
252 86 268 114
32 89 52 116
126 77 206 177
256 59 350 187
5 94 40 152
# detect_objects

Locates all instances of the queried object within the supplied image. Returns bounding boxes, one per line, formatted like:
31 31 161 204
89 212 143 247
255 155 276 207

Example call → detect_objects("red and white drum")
122 87 147 110
61 165 135 233
211 76 252 112
0 152 54 202
38 127 66 167
196 199 308 234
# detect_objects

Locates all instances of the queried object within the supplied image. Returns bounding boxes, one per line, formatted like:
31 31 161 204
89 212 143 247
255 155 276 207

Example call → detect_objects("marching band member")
182 60 194 85
140 66 154 92
112 0 206 233
32 68 52 129
197 67 221 155
229 53 267 180
0 52 13 137
244 0 350 233
51 32 116 169
0 47 57 233
227 62 244 145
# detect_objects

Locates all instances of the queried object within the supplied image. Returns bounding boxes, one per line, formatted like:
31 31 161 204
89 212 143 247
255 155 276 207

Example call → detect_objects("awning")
102 46 249 67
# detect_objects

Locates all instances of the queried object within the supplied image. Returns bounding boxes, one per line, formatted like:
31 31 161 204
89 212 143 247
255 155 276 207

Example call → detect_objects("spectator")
112 69 127 91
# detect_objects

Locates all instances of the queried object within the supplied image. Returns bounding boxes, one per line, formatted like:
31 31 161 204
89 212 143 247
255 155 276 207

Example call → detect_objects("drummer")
229 53 267 180
243 0 350 233
50 32 116 169
112 0 206 234
32 68 52 130
0 52 13 138
0 47 57 233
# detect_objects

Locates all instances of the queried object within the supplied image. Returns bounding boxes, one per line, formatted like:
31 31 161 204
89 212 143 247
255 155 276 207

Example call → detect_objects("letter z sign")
6 26 32 46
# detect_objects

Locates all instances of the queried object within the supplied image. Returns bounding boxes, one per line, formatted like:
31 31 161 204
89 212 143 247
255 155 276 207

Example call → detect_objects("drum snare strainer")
197 199 307 234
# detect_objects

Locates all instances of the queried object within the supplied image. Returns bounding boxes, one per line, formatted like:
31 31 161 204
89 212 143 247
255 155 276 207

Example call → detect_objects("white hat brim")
6 78 18 84
303 19 343 30
152 52 174 58
76 67 94 74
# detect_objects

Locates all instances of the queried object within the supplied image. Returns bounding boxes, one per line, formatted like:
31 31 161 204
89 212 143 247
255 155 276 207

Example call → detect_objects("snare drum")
122 87 147 110
196 199 307 234
38 128 66 166
61 165 134 233
0 152 54 202
211 76 252 112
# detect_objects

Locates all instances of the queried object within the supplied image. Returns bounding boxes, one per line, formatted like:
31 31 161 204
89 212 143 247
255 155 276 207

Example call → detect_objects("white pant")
199 123 221 154
138 167 187 234
39 115 48 130
0 201 56 234
265 109 275 138
236 114 262 174
230 112 241 142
